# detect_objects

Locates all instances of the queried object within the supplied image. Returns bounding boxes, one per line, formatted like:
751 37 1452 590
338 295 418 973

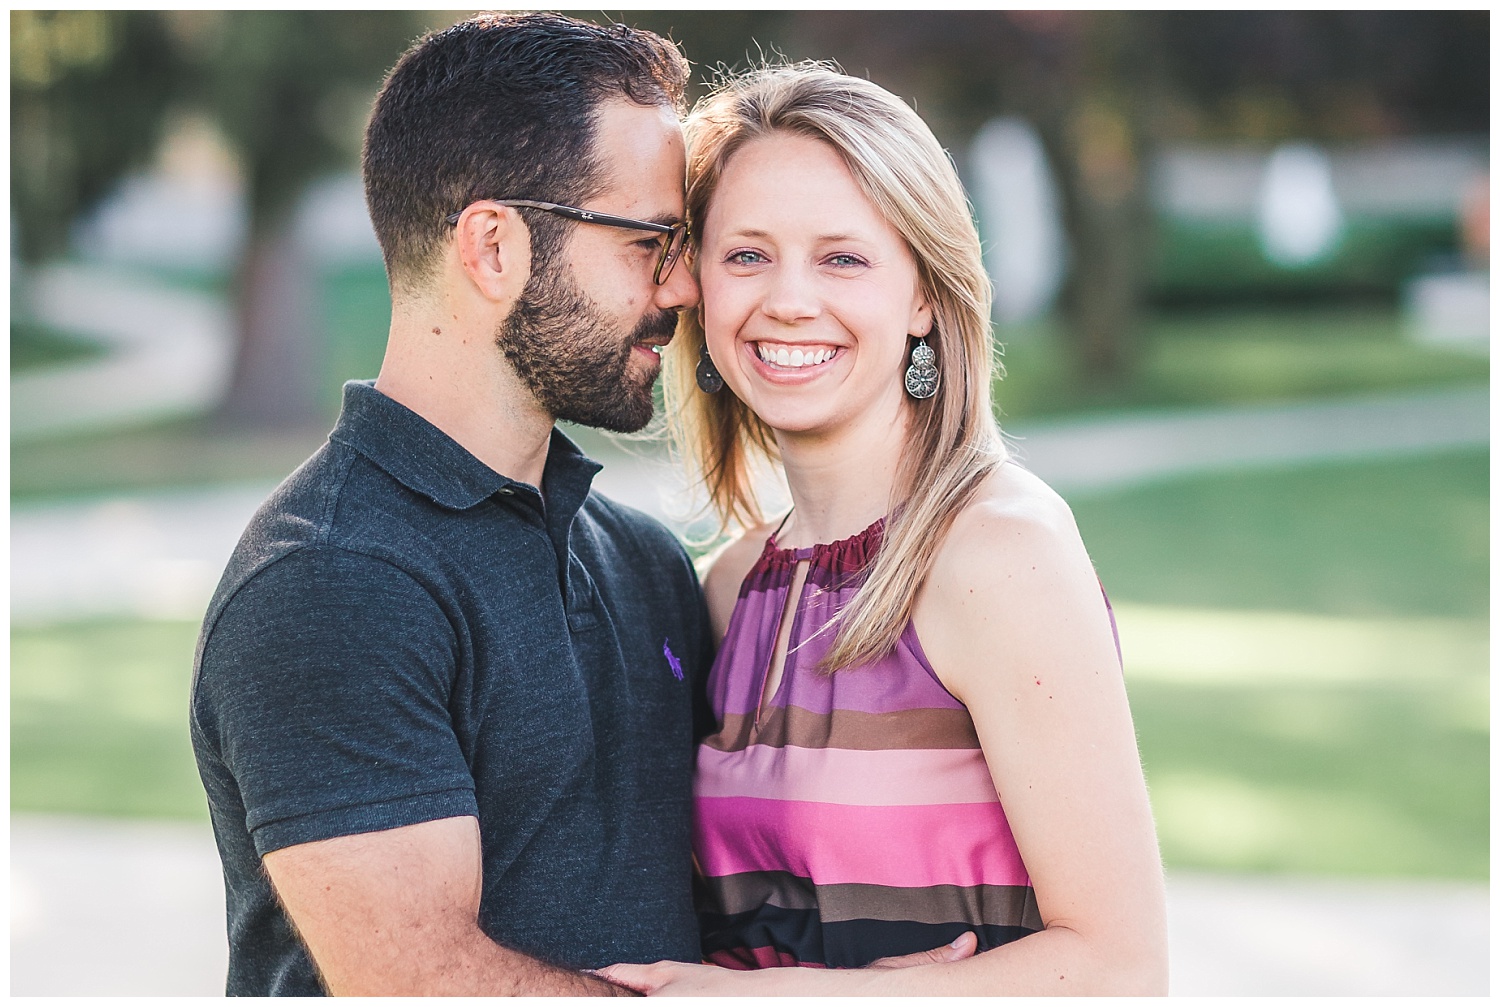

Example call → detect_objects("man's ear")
453 202 532 306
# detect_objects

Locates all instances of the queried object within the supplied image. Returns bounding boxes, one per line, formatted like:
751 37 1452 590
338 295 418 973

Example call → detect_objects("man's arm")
263 815 633 996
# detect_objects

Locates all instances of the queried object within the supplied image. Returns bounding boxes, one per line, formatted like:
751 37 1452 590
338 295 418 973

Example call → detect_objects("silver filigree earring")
904 337 939 400
696 344 724 394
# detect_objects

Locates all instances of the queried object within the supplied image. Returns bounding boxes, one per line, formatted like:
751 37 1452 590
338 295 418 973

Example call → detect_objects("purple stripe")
710 592 962 717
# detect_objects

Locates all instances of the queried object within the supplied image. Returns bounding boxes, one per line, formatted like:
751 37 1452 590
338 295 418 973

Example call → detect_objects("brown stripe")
702 705 981 753
700 870 1041 930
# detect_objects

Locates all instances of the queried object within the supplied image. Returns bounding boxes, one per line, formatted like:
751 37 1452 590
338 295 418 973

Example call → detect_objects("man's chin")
556 389 656 434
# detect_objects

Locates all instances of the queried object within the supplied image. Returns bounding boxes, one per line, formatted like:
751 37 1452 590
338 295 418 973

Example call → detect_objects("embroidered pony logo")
662 639 684 681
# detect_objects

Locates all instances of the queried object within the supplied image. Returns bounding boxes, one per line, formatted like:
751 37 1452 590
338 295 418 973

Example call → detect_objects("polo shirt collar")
330 380 601 512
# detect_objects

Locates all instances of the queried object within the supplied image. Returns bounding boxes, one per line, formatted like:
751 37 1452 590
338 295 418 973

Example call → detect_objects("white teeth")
757 344 835 368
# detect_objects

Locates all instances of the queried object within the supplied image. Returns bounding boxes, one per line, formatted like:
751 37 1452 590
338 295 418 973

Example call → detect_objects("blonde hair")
666 62 1006 671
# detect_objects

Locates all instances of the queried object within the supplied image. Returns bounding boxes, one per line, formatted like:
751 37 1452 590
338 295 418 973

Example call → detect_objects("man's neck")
375 304 554 488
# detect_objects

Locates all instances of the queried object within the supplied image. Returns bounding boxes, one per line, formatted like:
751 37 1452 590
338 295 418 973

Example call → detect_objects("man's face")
497 99 698 433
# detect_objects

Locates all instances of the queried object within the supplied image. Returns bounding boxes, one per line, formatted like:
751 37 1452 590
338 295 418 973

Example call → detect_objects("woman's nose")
759 264 819 325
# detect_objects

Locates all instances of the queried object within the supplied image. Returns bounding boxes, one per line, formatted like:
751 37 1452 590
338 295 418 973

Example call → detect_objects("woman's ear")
452 202 532 306
909 292 934 338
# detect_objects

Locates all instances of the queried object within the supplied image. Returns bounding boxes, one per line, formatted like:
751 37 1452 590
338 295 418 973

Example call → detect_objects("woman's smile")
752 342 840 369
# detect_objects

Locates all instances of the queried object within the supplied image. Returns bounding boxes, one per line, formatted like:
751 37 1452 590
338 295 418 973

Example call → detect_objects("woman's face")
698 132 931 439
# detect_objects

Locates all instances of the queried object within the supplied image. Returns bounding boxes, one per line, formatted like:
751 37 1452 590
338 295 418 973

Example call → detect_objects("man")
190 13 709 995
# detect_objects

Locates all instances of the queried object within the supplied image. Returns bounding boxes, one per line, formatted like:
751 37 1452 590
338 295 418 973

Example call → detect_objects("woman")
603 63 1167 995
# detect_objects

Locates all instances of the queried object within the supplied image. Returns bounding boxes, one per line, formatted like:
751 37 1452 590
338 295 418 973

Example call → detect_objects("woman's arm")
900 467 1169 994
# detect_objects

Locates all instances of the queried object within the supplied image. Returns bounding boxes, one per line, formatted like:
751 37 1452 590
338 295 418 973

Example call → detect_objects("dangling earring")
696 344 724 394
904 336 939 400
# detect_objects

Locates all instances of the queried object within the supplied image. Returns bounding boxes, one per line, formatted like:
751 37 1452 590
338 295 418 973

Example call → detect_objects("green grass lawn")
993 307 1488 419
12 619 207 819
12 449 1488 879
1073 448 1489 620
1073 448 1489 880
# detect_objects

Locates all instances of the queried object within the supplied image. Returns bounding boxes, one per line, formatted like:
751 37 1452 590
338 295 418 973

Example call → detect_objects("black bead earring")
904 336 939 400
696 344 724 394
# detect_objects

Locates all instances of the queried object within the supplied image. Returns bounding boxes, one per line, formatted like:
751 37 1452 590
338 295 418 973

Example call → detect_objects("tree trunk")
1060 136 1151 380
1035 13 1155 385
216 201 326 428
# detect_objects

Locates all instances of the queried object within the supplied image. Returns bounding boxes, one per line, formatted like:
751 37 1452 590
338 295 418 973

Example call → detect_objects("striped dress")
694 517 1042 970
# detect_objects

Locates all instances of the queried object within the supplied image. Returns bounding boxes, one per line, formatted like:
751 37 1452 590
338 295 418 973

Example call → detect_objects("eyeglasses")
445 199 688 285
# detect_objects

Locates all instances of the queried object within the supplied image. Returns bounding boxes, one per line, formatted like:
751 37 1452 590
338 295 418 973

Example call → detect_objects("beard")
497 255 677 434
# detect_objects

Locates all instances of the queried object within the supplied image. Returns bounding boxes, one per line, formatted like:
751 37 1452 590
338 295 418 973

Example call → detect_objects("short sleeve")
194 546 478 856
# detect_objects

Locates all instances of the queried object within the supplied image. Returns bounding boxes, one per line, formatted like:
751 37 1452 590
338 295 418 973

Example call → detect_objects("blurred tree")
609 10 796 98
13 11 1488 407
168 10 426 427
611 10 1486 383
11 11 182 264
11 10 426 428
1152 10 1490 142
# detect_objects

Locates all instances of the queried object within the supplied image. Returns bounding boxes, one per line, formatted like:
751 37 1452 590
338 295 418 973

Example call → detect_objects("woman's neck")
774 403 909 549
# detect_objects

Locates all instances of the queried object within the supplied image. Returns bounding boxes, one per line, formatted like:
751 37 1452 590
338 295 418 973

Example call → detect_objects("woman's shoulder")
699 516 783 639
949 461 1083 554
915 464 1114 700
925 462 1095 607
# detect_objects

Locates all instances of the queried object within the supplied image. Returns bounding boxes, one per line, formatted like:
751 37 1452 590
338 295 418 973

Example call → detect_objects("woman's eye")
726 249 767 266
827 253 867 268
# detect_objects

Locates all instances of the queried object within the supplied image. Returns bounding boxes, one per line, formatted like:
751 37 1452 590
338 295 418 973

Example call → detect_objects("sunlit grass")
11 619 207 819
1110 603 1487 878
1132 679 1487 879
1114 604 1488 685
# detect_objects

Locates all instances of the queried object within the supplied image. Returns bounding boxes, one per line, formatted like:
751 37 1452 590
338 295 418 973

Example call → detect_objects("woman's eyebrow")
719 228 867 243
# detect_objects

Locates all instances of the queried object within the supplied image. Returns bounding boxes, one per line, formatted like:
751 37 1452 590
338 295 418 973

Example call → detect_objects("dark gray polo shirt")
191 380 711 995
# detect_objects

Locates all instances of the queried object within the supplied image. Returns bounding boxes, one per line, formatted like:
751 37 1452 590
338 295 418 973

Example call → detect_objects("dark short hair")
363 11 690 294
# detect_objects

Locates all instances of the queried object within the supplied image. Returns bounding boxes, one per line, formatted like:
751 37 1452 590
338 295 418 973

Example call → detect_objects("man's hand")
868 931 979 968
596 934 980 996
261 816 621 996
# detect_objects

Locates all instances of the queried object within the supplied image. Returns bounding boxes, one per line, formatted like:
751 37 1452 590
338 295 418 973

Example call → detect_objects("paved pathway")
10 814 1487 996
11 264 234 440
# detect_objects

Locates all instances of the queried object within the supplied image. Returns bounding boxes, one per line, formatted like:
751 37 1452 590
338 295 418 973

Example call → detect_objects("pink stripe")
695 796 1030 888
706 947 825 970
696 745 1000 806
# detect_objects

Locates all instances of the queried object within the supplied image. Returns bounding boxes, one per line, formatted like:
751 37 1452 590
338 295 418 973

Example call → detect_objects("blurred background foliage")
10 10 1488 881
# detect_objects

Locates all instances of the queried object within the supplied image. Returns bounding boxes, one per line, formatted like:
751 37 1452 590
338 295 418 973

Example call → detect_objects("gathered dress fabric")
694 518 1044 970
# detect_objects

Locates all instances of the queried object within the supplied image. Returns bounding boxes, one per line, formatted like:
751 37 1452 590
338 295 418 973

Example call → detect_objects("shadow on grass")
1072 449 1489 620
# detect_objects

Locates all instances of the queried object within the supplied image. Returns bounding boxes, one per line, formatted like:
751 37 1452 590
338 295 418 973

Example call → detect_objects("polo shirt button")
499 488 514 496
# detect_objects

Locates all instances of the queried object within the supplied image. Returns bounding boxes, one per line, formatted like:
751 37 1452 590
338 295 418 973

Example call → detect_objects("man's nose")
655 257 700 312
